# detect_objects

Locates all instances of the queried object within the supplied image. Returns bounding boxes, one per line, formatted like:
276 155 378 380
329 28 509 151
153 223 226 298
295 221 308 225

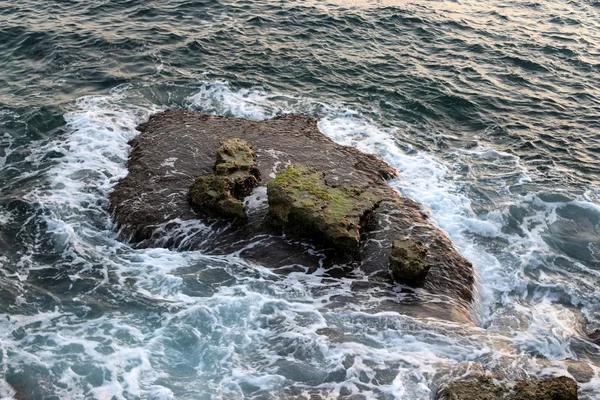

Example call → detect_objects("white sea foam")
186 81 600 360
186 83 516 318
6 81 598 399
0 133 14 170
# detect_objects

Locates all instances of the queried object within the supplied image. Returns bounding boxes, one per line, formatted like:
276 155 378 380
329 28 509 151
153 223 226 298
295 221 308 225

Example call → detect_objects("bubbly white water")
3 81 599 399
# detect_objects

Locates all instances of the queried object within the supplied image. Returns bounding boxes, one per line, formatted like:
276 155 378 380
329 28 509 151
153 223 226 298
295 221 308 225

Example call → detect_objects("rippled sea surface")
1 0 600 398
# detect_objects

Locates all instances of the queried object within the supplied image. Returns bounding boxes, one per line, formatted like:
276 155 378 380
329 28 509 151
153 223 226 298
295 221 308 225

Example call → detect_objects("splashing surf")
2 81 599 399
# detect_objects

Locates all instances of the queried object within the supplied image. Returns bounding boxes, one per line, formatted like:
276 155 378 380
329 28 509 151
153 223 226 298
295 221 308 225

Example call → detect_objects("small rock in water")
389 237 430 285
565 360 595 383
438 375 578 400
537 191 574 203
189 138 260 219
586 329 600 344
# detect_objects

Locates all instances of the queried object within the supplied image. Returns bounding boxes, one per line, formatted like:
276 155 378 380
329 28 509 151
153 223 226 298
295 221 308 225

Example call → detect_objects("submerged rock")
188 138 260 219
389 237 430 285
109 110 475 323
565 361 594 384
0 234 7 252
438 375 578 400
267 164 381 254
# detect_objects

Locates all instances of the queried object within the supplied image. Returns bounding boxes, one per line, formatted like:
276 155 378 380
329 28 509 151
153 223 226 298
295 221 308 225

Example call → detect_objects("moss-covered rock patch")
267 164 381 254
389 238 430 286
214 138 261 178
111 111 477 323
438 375 578 400
189 138 260 219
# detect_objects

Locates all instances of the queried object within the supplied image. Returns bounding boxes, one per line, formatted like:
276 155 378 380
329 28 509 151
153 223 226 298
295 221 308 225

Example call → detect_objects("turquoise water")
1 0 600 398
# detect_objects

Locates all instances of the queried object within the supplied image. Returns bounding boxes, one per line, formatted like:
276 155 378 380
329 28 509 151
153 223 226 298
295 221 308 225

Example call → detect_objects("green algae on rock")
189 138 260 219
214 137 261 178
389 237 431 286
267 164 381 254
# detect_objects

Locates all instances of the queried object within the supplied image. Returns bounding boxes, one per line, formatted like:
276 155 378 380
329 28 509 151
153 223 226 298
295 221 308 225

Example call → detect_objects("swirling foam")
4 82 599 399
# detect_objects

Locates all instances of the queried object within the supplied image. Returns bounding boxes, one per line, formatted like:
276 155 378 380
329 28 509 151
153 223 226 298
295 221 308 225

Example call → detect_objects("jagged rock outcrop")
189 138 260 219
438 375 578 400
109 110 475 323
267 164 381 255
389 237 431 285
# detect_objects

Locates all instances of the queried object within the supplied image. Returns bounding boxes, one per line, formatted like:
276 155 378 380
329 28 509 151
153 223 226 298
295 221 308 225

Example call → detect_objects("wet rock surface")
188 138 260 219
267 164 381 254
438 375 579 400
109 110 475 323
389 237 430 285
566 361 595 384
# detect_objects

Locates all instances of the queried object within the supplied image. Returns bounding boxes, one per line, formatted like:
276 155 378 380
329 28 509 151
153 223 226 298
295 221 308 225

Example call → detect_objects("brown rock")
438 375 505 400
511 376 578 400
266 164 381 254
213 137 261 178
389 237 430 285
438 375 578 400
565 361 594 384
109 110 475 323
188 138 260 219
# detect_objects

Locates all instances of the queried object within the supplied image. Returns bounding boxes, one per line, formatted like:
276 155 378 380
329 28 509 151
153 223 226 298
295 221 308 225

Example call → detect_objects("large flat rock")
109 110 475 323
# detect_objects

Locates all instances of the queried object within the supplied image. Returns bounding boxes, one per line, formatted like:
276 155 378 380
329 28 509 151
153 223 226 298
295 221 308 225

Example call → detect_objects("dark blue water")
1 0 600 398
